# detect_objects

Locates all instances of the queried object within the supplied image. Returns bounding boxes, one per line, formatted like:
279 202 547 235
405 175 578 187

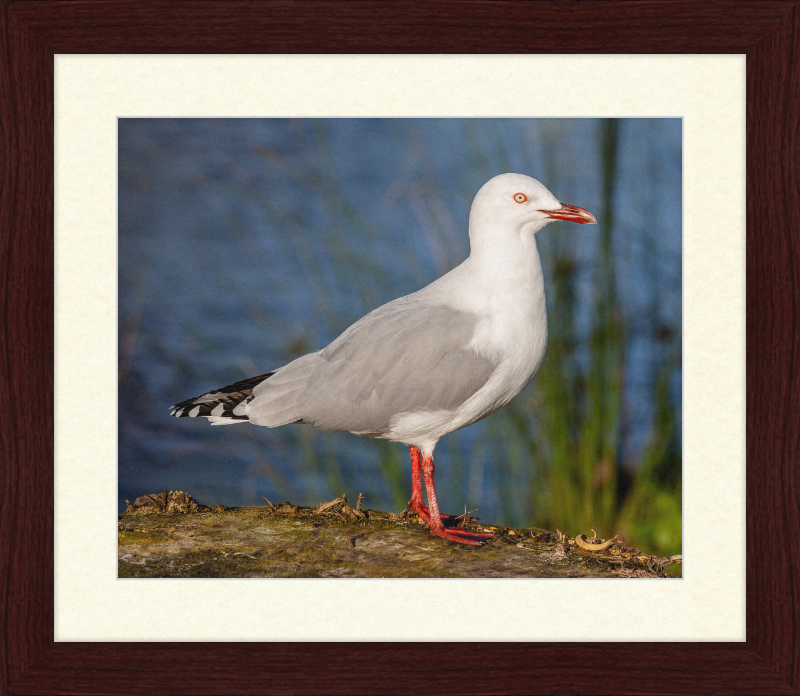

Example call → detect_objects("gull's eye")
513 193 528 204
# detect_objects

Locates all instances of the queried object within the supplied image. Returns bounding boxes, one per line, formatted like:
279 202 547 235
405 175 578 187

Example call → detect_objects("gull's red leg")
419 453 495 545
406 446 430 523
406 446 461 523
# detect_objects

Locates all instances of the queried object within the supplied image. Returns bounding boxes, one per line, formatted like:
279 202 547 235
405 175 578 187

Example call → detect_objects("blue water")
118 118 681 526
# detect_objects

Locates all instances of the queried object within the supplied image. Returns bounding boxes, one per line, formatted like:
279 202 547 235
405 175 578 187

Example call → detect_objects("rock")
118 492 680 579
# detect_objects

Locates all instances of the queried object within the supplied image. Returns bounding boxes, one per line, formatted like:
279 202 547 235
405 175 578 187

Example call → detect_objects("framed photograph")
3 2 797 693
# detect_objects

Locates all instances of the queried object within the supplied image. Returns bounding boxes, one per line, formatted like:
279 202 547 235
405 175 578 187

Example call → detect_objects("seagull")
171 173 596 545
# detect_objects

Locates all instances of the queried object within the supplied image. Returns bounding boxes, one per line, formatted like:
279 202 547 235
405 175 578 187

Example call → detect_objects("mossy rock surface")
118 496 678 579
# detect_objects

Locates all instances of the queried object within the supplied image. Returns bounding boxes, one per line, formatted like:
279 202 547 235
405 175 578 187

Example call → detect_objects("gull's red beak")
539 203 597 225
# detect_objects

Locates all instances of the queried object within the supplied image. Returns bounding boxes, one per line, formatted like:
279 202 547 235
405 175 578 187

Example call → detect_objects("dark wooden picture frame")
1 2 798 694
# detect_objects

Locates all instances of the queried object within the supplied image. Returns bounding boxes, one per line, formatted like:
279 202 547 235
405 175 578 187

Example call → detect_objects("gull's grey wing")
246 299 497 434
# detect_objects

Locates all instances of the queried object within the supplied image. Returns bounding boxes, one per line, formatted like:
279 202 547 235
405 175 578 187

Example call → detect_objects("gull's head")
469 173 597 237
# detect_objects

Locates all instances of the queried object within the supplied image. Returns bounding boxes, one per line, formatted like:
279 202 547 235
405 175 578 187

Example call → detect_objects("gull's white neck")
428 220 549 368
465 221 546 293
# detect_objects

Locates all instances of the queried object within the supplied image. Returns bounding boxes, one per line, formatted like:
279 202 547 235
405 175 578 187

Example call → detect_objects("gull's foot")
437 525 496 539
407 504 495 544
429 526 495 545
